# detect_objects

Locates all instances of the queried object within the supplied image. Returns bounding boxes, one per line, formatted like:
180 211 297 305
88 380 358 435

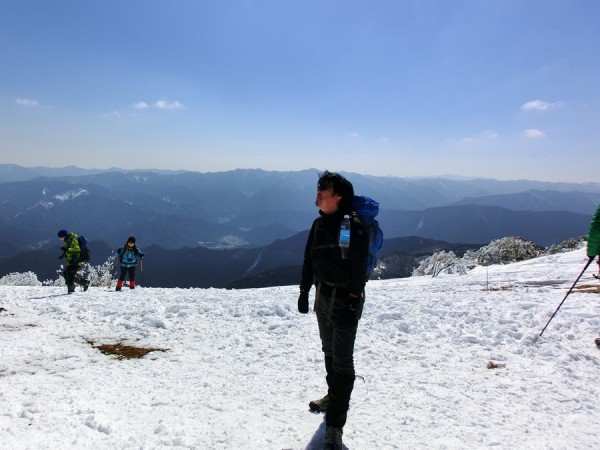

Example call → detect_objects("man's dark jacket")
300 209 369 297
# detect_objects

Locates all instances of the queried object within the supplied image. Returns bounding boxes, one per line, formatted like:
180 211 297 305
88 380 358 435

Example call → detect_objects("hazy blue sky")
1 1 598 182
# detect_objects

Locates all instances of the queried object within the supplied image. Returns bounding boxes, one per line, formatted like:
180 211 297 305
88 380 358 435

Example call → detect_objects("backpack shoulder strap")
350 212 363 227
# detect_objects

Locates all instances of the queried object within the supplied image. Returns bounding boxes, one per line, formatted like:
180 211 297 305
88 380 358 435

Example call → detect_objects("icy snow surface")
1 248 599 449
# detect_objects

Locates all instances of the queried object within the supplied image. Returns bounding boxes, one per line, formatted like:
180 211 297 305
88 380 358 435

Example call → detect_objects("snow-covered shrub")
0 271 42 286
411 235 583 278
43 266 66 286
412 250 468 277
87 257 117 287
459 249 480 271
542 236 586 255
43 276 65 287
42 256 116 287
475 236 541 265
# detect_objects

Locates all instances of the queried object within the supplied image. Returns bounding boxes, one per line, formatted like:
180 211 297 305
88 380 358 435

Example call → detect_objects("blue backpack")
78 235 91 263
351 195 383 282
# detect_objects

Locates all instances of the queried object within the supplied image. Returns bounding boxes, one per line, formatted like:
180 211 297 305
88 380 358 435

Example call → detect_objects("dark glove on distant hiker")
298 290 309 313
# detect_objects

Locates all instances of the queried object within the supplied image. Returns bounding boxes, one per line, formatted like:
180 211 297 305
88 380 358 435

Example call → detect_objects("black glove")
298 290 309 314
348 293 361 315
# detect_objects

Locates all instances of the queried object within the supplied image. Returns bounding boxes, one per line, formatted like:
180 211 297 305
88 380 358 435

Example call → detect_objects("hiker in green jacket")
588 204 600 279
58 229 81 293
57 229 89 293
586 205 600 347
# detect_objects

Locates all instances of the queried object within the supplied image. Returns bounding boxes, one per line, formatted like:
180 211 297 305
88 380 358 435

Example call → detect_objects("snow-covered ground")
1 248 599 449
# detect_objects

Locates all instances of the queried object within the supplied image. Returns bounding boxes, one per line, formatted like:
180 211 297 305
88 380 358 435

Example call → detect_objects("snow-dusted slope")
1 248 599 449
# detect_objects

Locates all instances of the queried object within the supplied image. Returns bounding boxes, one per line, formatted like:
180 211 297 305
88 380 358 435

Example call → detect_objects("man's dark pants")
315 291 364 429
63 265 78 293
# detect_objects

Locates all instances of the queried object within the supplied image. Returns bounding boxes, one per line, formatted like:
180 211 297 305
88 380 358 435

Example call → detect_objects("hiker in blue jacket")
298 171 369 450
114 236 144 291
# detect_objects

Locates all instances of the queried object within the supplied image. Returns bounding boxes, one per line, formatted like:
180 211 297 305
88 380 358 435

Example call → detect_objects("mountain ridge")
0 164 596 287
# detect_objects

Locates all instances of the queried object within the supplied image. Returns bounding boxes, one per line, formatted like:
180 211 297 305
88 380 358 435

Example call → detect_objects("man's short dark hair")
317 170 354 212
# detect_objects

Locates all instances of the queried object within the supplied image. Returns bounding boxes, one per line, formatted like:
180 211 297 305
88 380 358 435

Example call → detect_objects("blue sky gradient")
1 1 598 181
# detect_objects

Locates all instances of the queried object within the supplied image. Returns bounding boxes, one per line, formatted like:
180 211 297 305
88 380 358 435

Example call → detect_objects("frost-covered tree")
412 250 467 277
411 235 580 279
459 249 479 271
475 236 540 265
88 257 117 287
0 271 42 286
412 237 542 277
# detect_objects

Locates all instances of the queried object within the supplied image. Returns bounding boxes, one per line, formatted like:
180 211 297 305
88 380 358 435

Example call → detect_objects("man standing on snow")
57 229 89 293
298 170 368 450
588 204 600 278
586 204 600 348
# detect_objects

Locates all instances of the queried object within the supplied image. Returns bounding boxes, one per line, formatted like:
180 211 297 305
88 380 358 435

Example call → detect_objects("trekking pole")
539 256 595 337
138 259 144 286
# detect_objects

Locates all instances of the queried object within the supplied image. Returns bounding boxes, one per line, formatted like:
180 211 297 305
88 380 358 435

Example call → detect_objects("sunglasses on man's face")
317 181 332 191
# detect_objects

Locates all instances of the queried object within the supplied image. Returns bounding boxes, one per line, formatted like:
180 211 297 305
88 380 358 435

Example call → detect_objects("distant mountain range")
0 164 598 287
451 189 600 215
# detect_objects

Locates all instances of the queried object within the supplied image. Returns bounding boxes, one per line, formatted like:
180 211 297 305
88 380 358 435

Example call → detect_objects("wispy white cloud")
16 98 39 106
521 99 565 111
155 100 184 110
480 130 498 139
132 100 184 110
460 129 498 143
523 128 546 138
133 101 150 110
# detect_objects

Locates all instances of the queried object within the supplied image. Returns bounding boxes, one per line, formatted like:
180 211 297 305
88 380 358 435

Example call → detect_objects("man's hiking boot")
309 394 329 413
323 426 343 450
83 280 90 291
595 337 600 348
